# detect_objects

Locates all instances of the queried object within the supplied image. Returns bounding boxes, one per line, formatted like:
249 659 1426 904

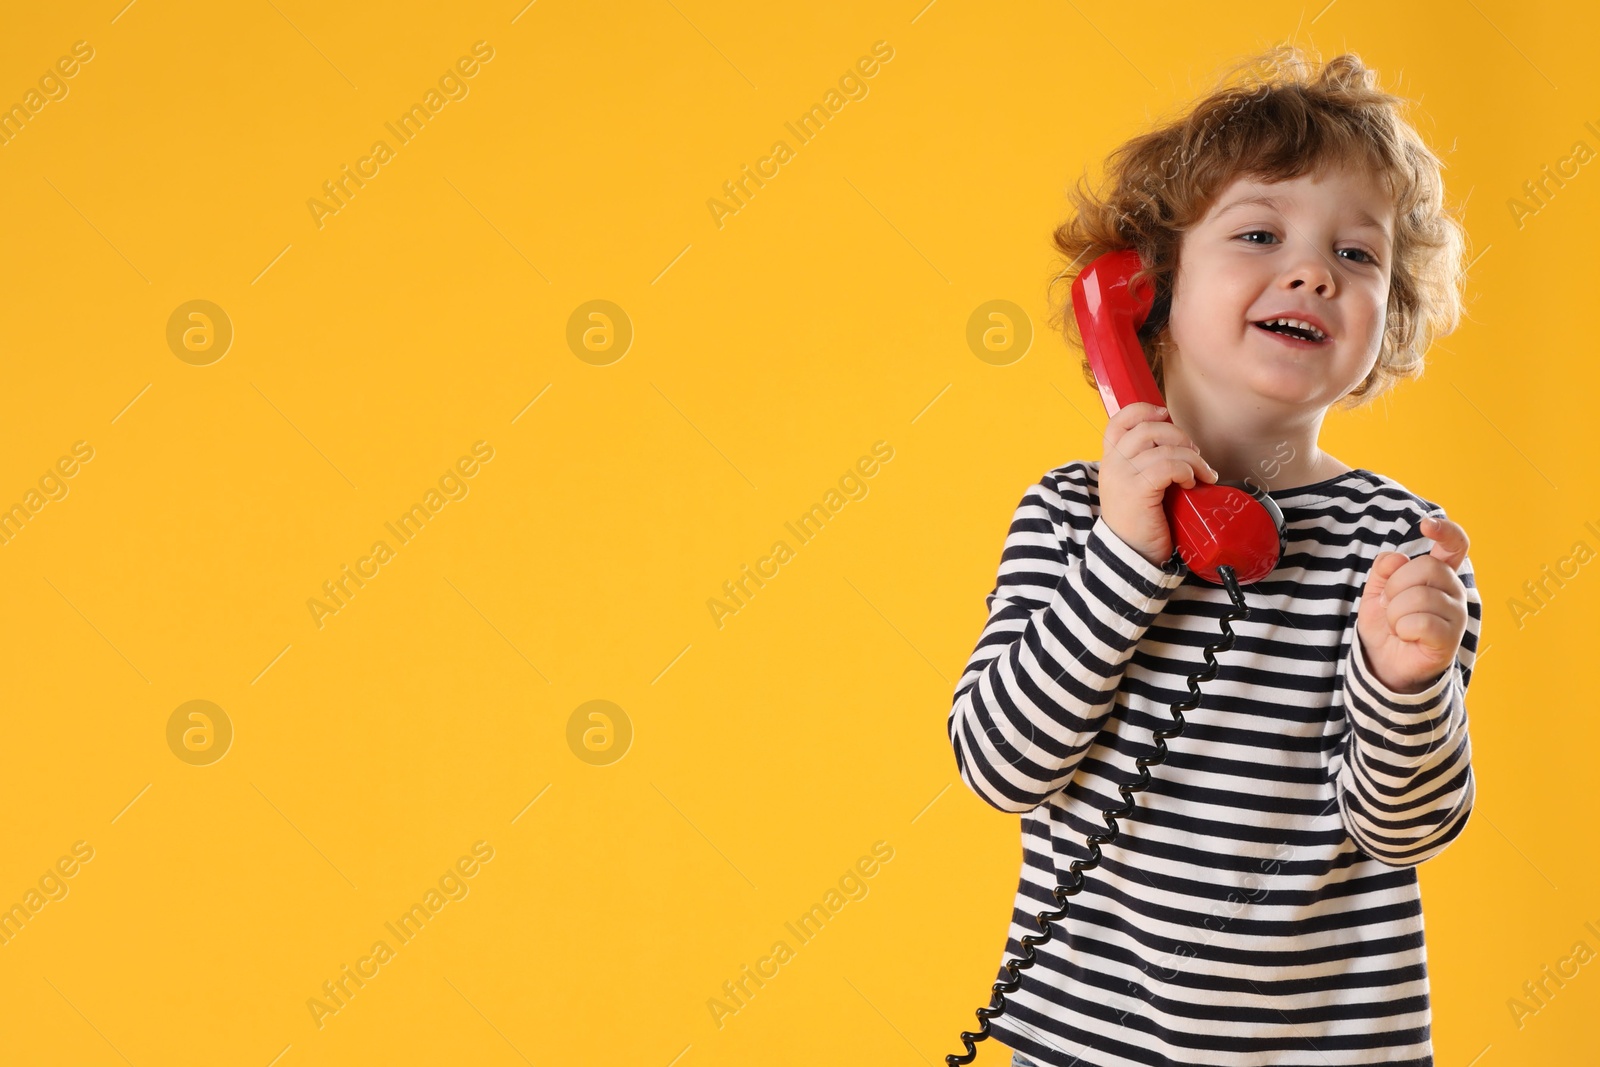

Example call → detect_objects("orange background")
0 1 1591 1064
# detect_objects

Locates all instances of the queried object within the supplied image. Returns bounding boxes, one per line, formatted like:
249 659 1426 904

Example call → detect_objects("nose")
1284 244 1338 296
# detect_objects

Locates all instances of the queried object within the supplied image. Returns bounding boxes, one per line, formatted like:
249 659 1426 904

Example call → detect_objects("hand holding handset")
1073 248 1285 585
942 250 1286 1066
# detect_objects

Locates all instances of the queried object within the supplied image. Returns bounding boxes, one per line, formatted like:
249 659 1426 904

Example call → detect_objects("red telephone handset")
942 250 1287 1067
1071 249 1285 586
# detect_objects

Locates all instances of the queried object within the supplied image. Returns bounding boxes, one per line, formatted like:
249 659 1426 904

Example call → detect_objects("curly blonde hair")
1049 46 1470 409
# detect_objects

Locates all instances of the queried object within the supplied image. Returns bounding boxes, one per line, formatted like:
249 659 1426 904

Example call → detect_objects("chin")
1240 370 1329 408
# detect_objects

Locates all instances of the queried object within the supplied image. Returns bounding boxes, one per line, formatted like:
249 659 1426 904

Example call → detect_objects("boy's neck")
1163 397 1351 493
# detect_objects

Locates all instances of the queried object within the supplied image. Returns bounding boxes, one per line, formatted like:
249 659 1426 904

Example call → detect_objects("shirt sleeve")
947 465 1188 814
1334 532 1482 868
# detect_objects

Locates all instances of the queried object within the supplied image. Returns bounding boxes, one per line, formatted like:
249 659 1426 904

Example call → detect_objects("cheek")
1167 289 1210 351
1365 313 1387 351
1353 294 1389 351
1340 304 1387 381
1165 293 1196 348
1168 283 1236 349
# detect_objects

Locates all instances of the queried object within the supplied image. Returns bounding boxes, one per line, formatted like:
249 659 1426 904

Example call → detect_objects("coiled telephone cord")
945 563 1249 1066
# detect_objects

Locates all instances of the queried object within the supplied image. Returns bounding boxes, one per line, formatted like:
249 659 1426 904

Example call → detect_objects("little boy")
948 47 1481 1067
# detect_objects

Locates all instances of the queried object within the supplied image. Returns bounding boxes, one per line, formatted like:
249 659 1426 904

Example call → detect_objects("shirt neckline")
1263 467 1372 499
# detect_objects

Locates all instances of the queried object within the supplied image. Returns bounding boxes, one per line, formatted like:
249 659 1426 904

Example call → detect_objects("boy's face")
1164 164 1395 417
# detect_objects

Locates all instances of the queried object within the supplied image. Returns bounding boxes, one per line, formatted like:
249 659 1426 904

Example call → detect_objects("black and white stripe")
947 460 1480 1067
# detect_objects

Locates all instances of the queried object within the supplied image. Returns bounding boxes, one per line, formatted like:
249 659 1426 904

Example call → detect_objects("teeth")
1259 318 1327 341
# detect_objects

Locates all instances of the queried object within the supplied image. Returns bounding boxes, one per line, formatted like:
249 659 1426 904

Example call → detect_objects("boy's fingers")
1370 547 1468 615
1385 583 1462 622
1420 514 1469 570
1385 554 1468 603
1108 401 1166 432
1363 552 1409 605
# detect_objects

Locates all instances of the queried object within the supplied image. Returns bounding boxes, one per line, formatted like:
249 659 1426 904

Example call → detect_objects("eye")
1339 247 1379 265
1236 230 1278 245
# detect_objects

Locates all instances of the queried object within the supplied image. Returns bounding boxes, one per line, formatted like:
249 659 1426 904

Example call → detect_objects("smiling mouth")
1252 319 1330 344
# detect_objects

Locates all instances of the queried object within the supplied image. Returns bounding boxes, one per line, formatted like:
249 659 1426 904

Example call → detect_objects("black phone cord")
944 563 1249 1066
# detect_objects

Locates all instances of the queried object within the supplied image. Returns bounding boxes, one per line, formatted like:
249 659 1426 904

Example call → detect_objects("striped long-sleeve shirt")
947 460 1481 1067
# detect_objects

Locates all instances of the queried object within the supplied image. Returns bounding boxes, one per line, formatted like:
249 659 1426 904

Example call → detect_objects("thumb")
1364 551 1409 606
